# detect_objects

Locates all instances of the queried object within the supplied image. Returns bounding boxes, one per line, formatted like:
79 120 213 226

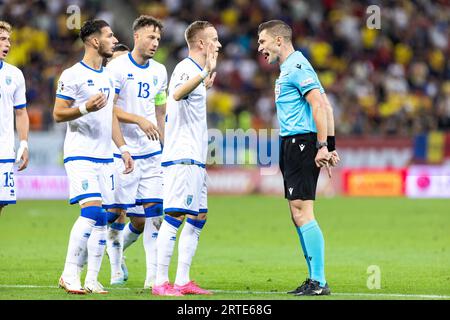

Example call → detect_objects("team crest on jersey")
87 79 94 86
153 75 158 86
82 180 89 191
127 73 134 80
275 83 281 101
186 194 193 206
5 76 12 85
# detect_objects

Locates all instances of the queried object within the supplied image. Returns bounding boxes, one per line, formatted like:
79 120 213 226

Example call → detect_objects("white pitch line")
0 285 449 299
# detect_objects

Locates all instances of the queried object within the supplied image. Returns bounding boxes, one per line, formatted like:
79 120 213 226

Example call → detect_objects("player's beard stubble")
98 42 114 59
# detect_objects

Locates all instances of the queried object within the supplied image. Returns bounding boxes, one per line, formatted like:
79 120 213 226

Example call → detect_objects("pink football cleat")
152 282 184 296
174 281 213 295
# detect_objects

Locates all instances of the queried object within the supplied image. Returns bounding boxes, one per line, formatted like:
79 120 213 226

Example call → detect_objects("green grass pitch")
0 196 449 300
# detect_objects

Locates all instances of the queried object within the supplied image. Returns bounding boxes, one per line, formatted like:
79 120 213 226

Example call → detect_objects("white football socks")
62 216 95 279
85 225 107 283
106 223 125 278
175 219 206 286
143 216 163 286
155 216 181 285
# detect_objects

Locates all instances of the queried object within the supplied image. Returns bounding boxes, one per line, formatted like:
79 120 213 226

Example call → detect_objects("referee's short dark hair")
258 20 292 41
80 19 110 42
132 15 163 32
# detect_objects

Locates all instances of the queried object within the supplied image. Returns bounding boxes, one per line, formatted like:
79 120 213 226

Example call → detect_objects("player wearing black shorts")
258 20 340 296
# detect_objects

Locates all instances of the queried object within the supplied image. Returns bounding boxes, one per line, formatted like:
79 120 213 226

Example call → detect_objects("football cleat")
110 271 126 285
152 282 184 296
143 277 154 290
58 276 86 295
174 281 213 295
84 280 109 294
293 279 331 296
287 278 312 295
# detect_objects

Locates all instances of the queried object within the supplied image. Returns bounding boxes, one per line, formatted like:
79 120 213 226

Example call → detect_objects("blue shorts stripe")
161 159 205 168
70 193 102 204
107 203 135 209
0 200 16 205
164 207 198 216
136 198 163 205
113 150 162 160
199 208 208 213
64 156 113 163
0 159 15 163
56 94 75 101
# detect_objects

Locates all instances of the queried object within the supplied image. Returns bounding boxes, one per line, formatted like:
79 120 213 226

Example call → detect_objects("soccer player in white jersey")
0 21 29 216
153 21 220 296
53 20 133 294
104 15 167 288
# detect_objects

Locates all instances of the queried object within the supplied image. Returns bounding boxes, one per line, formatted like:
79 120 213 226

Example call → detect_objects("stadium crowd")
1 0 449 136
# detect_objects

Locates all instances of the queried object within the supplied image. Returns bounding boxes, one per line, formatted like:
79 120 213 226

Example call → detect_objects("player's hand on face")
137 117 160 141
17 148 29 171
86 93 108 112
205 42 218 73
121 152 134 174
205 72 216 89
329 150 340 167
315 146 331 168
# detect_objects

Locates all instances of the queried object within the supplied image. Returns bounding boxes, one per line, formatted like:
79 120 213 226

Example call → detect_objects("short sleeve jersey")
106 53 168 156
0 60 27 160
56 62 115 162
275 51 325 137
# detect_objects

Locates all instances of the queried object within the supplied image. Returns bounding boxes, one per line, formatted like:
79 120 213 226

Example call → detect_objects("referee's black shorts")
279 132 320 201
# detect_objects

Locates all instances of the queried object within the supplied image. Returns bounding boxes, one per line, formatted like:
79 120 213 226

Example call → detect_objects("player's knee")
165 211 185 221
106 208 125 224
130 216 145 232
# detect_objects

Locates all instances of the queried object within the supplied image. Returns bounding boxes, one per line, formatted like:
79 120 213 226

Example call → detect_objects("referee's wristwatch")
316 141 328 149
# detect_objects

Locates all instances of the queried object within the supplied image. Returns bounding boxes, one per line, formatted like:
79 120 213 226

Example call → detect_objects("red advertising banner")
342 169 407 196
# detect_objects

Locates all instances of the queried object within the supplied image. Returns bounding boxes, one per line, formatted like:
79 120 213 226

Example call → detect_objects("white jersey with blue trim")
0 60 27 160
161 58 208 167
106 52 167 157
56 62 115 162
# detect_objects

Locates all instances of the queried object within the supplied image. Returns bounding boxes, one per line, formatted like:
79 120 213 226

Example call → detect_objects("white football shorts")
112 153 163 209
64 160 116 208
163 164 207 216
0 161 16 205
